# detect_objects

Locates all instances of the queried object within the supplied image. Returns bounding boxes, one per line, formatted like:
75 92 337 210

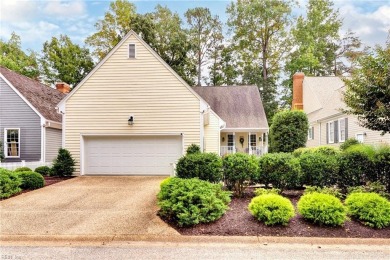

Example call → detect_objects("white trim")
327 121 335 144
0 74 45 122
128 43 136 59
200 108 204 152
307 126 313 140
338 118 346 143
356 133 364 143
41 125 45 163
57 30 211 112
4 128 21 158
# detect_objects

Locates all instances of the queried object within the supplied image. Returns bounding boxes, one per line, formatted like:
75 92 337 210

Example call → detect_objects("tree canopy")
343 40 390 134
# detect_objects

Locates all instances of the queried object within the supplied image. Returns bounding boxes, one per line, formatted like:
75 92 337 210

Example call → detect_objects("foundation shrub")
223 153 259 197
176 152 223 183
14 167 32 172
345 192 390 229
248 194 295 226
52 148 76 177
157 178 231 227
299 152 339 187
34 166 52 176
0 168 22 199
297 192 347 226
340 138 360 151
17 171 45 190
258 153 302 190
186 144 201 155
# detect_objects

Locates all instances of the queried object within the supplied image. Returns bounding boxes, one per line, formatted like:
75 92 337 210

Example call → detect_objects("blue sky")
0 0 389 53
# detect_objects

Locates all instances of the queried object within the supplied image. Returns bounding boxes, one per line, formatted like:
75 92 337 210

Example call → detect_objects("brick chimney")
292 72 304 110
55 82 70 94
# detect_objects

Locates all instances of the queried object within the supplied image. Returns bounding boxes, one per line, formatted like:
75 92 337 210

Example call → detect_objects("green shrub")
312 146 340 156
254 188 281 196
345 192 390 229
374 145 390 193
223 153 259 197
340 138 360 151
299 152 339 187
0 141 4 161
292 147 311 157
186 144 201 155
0 168 22 199
304 186 343 199
297 192 347 226
258 153 302 190
52 148 76 177
269 110 309 153
338 144 376 191
34 166 52 176
347 181 389 199
17 171 45 190
14 167 32 172
248 194 295 226
176 152 223 183
157 178 231 227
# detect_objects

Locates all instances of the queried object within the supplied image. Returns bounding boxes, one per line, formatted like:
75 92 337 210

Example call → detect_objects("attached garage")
82 135 183 176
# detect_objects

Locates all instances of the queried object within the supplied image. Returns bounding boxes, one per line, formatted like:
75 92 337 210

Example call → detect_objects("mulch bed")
162 189 390 238
0 176 73 200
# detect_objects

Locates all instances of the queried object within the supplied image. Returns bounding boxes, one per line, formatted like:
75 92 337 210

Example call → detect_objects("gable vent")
129 44 136 58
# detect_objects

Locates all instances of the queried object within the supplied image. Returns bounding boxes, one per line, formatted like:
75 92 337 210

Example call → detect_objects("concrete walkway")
0 176 178 238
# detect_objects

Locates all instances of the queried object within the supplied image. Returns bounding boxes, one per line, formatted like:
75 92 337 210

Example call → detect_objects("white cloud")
0 0 38 22
43 0 86 19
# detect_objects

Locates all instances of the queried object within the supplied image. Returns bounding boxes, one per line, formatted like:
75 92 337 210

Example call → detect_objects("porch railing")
220 146 266 156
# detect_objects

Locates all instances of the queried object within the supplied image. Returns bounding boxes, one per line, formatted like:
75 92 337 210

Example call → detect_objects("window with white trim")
128 44 136 58
356 133 364 143
227 134 234 150
308 126 314 140
328 121 334 143
4 128 20 158
250 134 256 150
339 118 346 142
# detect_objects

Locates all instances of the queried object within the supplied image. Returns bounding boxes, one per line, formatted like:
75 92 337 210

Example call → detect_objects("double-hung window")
339 118 346 142
308 126 314 140
4 128 20 158
128 44 136 58
328 121 335 143
227 134 234 151
250 134 256 150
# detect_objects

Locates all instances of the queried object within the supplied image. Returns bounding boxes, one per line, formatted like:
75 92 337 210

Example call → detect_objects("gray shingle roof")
0 66 65 123
193 85 269 129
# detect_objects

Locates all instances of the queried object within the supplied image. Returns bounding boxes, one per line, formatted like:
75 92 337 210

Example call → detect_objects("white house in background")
292 72 389 147
57 30 268 176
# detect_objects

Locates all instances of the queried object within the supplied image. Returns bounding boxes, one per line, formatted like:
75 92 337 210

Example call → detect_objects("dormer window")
128 44 136 58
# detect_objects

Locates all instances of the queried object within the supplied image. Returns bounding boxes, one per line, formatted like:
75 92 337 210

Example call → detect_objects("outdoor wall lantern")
222 137 225 142
128 115 134 125
259 136 262 142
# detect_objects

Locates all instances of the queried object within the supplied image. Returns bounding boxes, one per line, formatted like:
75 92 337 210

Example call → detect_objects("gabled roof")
0 66 65 123
303 76 346 122
193 85 269 130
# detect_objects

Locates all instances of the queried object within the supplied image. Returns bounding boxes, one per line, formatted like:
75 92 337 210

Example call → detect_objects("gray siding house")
0 66 66 164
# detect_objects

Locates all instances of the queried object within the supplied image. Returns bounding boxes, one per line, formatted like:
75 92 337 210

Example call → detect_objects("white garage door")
83 135 182 175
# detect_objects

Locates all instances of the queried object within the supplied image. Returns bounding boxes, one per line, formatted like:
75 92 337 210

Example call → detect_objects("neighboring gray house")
0 66 67 164
292 72 389 147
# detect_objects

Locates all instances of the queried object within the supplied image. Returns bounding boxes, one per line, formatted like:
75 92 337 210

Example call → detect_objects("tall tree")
148 5 196 85
85 0 154 60
185 7 223 86
0 32 39 79
343 40 390 134
227 0 295 120
40 35 94 87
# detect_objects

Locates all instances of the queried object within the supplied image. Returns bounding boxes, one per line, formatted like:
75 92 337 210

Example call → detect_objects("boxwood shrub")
340 138 360 151
345 192 390 229
374 145 390 192
223 153 259 197
338 144 376 191
258 153 302 190
14 167 32 172
248 194 295 226
34 166 52 176
157 178 231 227
297 192 347 226
299 152 339 187
0 168 22 199
17 171 45 190
176 152 223 183
254 188 281 196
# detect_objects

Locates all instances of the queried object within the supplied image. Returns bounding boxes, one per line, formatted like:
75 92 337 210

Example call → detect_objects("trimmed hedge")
258 153 302 190
223 153 258 197
248 194 295 226
297 192 347 226
299 152 339 187
345 192 390 229
17 171 45 190
0 168 22 199
176 152 223 183
14 167 32 172
374 145 390 192
34 166 52 176
157 178 231 227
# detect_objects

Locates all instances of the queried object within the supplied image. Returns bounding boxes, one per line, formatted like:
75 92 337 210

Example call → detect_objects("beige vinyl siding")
64 35 201 175
204 111 220 153
45 127 62 163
